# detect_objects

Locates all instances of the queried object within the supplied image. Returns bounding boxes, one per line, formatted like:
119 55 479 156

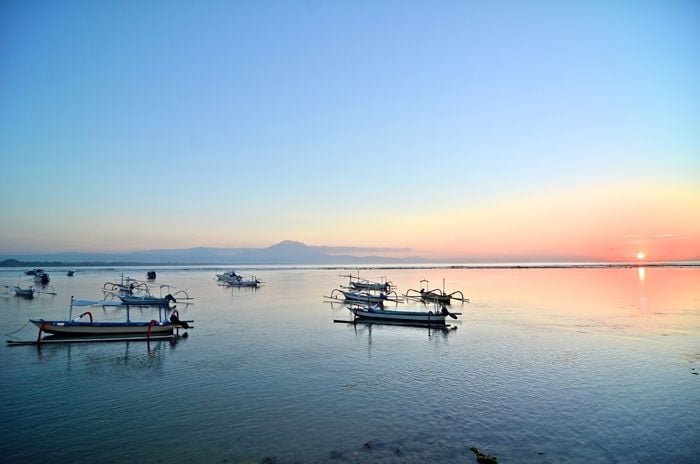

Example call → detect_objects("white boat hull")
341 291 385 303
119 295 173 306
350 282 390 292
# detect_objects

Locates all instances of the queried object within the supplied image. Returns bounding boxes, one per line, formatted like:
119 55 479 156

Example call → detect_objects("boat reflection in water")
34 335 188 376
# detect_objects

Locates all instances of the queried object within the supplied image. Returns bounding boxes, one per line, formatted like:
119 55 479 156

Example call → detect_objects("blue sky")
1 1 698 259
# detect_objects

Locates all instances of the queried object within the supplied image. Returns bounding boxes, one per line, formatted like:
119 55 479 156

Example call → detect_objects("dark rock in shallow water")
394 448 401 455
363 442 372 450
330 450 342 459
470 446 498 463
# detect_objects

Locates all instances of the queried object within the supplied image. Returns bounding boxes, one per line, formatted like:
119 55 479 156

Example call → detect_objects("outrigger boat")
404 279 469 305
348 303 460 325
27 296 192 338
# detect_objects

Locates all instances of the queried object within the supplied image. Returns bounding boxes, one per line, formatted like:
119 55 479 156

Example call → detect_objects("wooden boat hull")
352 308 447 324
30 319 176 336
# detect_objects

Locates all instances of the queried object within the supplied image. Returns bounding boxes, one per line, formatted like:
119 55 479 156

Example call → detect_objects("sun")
636 251 646 260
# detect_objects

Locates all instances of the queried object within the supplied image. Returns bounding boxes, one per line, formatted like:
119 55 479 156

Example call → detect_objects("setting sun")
636 251 646 260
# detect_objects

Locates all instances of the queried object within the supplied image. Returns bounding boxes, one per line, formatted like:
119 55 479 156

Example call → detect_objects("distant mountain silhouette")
232 240 330 263
0 241 424 265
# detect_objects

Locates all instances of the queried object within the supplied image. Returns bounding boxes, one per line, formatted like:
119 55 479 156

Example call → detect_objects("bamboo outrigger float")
404 279 469 305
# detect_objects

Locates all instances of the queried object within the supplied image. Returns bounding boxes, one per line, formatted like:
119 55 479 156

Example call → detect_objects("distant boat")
67 270 76 277
25 268 44 276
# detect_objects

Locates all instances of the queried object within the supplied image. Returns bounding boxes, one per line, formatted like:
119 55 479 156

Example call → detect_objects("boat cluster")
8 271 195 345
327 275 467 327
3 270 57 299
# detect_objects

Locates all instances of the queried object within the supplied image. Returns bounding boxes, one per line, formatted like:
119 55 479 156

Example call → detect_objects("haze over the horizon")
1 1 698 262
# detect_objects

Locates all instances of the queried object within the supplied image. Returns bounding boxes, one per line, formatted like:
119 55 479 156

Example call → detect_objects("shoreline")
1 260 698 272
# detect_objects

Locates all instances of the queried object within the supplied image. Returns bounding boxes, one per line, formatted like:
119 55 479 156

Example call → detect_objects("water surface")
1 266 698 463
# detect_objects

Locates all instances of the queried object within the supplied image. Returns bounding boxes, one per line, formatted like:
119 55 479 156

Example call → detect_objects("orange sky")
317 182 700 262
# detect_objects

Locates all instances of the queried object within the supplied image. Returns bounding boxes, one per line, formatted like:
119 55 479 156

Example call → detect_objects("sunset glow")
0 2 697 263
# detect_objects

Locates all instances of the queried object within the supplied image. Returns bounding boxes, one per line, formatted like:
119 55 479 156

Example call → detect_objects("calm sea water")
0 266 698 463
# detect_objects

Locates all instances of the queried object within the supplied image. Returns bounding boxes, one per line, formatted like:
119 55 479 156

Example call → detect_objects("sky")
1 0 698 262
